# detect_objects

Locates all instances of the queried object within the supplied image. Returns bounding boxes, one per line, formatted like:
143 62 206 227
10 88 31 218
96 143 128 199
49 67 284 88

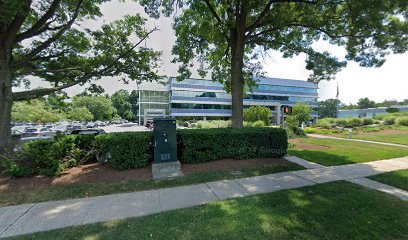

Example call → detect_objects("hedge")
3 134 97 177
95 132 153 170
177 128 288 163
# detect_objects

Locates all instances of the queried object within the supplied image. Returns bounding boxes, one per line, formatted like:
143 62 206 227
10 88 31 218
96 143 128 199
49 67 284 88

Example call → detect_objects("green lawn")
0 162 303 207
288 138 408 166
369 169 408 191
12 181 408 240
347 134 408 145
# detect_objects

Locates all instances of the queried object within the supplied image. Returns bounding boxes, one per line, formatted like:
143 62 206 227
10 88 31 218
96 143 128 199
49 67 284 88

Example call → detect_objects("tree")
12 100 64 123
0 1 162 149
243 106 272 125
357 97 376 109
67 107 94 121
111 90 132 119
318 99 341 118
138 0 408 128
129 90 139 118
72 96 116 121
291 102 313 124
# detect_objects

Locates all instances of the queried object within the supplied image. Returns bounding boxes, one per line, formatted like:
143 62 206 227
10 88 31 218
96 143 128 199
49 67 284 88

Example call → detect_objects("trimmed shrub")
362 118 374 125
243 106 272 126
383 116 397 125
95 132 153 170
250 120 265 128
347 118 362 127
335 118 348 126
315 120 331 129
304 127 318 134
178 128 288 163
396 116 408 126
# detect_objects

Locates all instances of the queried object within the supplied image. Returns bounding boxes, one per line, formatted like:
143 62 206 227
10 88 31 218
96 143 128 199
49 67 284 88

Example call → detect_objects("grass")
12 181 408 240
369 169 408 191
347 134 408 145
0 162 303 207
288 138 408 166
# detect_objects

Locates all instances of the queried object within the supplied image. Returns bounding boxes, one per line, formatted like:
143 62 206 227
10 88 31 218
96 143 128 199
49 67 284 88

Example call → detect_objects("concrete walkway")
1 156 408 238
308 134 408 148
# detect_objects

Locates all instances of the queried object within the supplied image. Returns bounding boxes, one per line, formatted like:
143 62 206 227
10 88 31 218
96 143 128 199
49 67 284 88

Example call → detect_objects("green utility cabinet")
153 118 177 163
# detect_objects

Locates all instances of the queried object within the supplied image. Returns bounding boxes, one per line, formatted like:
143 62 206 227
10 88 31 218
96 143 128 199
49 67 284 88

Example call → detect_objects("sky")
16 0 408 105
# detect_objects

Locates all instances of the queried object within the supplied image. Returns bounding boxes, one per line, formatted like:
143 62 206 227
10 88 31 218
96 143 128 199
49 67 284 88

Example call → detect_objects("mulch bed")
0 158 286 193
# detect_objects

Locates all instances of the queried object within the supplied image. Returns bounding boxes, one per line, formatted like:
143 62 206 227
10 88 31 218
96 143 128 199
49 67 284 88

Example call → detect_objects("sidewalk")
1 156 408 238
308 134 408 148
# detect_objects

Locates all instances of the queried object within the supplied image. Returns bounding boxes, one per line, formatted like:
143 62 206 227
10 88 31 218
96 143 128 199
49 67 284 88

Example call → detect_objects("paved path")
308 134 408 148
1 156 408 238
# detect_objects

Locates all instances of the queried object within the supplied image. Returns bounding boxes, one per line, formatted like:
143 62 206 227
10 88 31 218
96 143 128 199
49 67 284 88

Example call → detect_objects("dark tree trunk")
230 38 245 128
230 5 247 129
0 47 13 151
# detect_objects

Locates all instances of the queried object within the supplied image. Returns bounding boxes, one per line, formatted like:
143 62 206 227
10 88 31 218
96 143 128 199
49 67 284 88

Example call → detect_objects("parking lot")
100 123 150 133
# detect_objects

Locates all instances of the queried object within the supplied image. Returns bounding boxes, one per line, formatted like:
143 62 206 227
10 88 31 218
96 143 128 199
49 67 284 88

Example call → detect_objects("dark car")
145 120 154 129
70 128 106 135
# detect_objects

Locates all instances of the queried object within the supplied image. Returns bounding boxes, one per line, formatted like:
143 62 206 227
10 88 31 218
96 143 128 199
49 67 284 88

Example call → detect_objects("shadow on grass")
288 149 355 166
18 181 408 240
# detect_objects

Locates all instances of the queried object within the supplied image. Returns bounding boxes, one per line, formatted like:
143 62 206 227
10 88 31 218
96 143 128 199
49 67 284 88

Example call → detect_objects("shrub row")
178 128 287 163
4 128 288 176
3 134 97 177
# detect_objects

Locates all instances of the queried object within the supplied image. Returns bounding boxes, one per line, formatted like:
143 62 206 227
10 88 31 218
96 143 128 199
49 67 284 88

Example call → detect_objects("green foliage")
335 118 348 126
73 96 116 121
111 90 136 120
12 100 64 123
196 120 231 129
251 120 265 128
243 106 272 126
386 107 399 113
304 127 318 134
318 99 341 118
357 98 376 109
289 102 314 127
3 135 97 177
96 132 153 170
362 118 374 125
396 117 408 126
67 107 94 121
383 116 397 125
178 128 288 163
315 120 331 129
347 118 363 127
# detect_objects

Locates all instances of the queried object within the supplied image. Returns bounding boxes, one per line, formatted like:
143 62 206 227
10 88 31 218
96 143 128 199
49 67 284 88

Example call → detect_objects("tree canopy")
138 0 408 127
0 0 163 148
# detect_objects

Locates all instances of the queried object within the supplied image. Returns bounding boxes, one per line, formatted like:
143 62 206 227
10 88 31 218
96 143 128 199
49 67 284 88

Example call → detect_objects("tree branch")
18 0 83 64
13 27 159 101
202 0 230 42
15 0 62 42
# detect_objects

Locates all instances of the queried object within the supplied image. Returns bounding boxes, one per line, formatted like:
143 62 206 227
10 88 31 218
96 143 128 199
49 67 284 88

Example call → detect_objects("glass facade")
255 85 317 94
139 90 169 103
139 102 169 115
171 103 232 110
245 95 317 104
170 77 223 87
172 90 231 99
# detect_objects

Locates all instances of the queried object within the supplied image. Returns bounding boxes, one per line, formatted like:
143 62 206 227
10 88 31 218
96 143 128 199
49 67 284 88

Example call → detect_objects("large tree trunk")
0 47 13 151
230 40 245 128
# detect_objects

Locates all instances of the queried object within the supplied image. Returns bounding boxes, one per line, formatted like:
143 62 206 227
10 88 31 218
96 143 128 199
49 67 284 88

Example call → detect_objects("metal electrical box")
153 118 177 163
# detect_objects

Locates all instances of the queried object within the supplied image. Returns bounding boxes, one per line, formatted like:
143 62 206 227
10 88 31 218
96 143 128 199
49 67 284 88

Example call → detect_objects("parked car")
70 128 106 135
23 127 55 138
53 125 68 134
145 119 154 129
86 122 95 128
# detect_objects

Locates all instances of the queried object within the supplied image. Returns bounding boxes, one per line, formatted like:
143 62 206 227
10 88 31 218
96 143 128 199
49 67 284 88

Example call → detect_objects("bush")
347 118 362 127
396 116 408 126
250 120 265 128
383 116 397 125
95 132 153 170
178 128 288 163
243 106 272 126
335 118 348 126
315 120 331 129
362 118 374 125
304 127 318 134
